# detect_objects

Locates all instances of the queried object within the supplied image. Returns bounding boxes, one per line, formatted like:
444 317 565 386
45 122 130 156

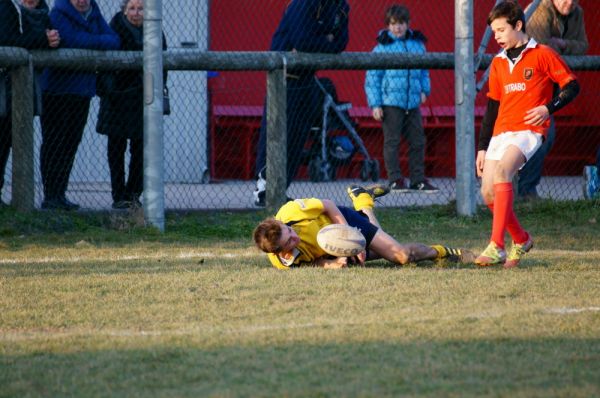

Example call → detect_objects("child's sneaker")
409 180 439 193
504 236 534 268
346 184 390 211
475 242 506 266
389 178 408 192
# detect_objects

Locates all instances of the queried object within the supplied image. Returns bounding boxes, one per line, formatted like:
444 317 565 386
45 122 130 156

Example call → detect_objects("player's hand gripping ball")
317 224 366 257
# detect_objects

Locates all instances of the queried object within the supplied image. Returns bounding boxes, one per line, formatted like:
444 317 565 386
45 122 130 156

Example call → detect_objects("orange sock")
487 202 528 245
490 182 513 249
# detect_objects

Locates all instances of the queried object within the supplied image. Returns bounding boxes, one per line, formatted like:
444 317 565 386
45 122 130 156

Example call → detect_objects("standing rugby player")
475 0 579 267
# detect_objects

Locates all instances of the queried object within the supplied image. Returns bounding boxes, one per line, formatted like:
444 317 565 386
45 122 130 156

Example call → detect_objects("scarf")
121 13 143 47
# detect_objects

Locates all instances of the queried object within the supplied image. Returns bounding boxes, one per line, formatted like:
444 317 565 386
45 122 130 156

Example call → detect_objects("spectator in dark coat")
39 0 119 210
252 0 350 207
96 0 167 209
0 0 60 206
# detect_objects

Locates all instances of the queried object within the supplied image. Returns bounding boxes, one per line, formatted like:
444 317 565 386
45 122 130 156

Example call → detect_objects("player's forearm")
546 79 580 115
314 257 347 269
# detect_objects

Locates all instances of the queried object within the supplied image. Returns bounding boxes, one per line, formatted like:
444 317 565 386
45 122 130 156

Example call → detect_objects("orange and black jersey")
486 39 576 138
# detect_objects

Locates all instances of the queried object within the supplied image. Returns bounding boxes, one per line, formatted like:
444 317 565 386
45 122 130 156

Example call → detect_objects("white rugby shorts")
485 130 543 163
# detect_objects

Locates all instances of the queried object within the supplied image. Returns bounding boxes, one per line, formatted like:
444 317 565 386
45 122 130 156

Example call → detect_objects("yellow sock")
431 245 447 259
352 193 374 211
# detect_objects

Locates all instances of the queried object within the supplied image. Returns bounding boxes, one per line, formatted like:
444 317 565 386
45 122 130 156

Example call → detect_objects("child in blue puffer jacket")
365 4 437 193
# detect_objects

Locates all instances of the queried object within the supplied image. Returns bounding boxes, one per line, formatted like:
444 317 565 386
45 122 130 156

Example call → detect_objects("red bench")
209 104 599 180
210 105 263 180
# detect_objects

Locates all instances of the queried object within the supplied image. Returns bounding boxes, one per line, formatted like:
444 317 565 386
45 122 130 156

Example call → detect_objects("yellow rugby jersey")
267 198 334 269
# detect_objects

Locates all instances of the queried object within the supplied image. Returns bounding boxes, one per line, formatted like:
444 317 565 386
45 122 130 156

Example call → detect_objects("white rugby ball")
317 224 366 257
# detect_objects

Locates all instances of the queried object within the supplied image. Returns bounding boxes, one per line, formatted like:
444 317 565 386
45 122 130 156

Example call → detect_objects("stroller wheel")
370 159 380 182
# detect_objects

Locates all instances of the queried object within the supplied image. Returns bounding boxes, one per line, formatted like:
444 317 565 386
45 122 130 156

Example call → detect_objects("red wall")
208 0 600 179
208 0 599 122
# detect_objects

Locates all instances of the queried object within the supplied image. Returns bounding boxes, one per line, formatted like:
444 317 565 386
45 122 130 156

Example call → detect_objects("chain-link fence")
1 0 598 211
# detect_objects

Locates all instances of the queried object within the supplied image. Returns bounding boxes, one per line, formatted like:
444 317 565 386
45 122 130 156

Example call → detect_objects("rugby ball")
317 224 366 257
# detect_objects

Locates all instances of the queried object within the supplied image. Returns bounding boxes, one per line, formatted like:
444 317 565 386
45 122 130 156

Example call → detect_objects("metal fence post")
265 69 287 212
143 0 165 231
11 59 34 211
455 0 476 216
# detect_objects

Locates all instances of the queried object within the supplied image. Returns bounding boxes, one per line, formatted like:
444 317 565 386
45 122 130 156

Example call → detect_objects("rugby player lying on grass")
253 184 474 269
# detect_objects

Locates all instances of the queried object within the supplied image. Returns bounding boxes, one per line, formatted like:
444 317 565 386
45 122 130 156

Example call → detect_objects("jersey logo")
504 82 526 94
524 68 533 80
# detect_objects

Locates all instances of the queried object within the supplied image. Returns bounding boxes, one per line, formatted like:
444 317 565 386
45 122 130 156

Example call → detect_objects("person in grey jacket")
364 4 437 193
517 0 588 200
0 0 60 206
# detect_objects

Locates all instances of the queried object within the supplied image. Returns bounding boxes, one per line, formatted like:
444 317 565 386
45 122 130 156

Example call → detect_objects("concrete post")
455 0 477 216
265 69 287 212
143 0 165 231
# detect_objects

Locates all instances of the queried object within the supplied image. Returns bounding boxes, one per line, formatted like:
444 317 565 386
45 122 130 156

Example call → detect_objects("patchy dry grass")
0 201 599 397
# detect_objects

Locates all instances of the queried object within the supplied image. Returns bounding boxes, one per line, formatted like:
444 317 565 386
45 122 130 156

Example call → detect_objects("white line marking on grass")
0 251 260 264
544 307 600 314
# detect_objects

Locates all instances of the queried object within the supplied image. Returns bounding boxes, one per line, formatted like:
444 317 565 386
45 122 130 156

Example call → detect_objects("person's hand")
46 29 60 48
353 250 366 266
372 107 383 121
549 37 566 51
421 92 427 104
524 105 550 126
476 150 486 177
323 257 348 269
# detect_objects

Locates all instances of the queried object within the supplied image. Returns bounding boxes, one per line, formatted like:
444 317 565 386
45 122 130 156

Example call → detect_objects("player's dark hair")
253 218 283 253
385 4 410 25
487 0 526 33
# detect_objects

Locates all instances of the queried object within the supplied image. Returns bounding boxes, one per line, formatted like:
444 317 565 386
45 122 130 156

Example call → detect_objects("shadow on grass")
1 338 599 396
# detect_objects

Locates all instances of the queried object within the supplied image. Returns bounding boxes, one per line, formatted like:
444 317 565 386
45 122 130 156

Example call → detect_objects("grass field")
0 200 599 397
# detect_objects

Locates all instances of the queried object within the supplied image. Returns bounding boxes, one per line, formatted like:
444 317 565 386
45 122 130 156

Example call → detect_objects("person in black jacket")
252 0 349 207
0 0 60 206
96 0 167 209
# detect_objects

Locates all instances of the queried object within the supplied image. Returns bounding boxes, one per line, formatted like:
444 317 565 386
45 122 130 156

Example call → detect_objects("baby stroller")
304 77 380 182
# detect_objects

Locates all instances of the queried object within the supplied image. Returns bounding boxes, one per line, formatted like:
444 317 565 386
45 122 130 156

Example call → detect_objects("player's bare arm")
322 199 349 225
314 256 348 269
